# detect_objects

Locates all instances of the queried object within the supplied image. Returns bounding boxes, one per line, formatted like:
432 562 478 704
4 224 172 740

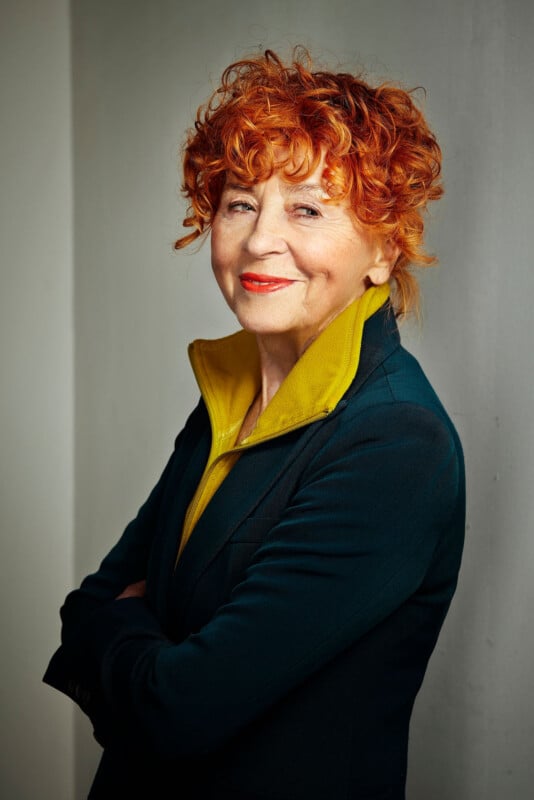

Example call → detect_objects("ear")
367 238 401 286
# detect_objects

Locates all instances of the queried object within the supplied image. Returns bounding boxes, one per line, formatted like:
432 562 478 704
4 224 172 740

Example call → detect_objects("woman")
44 49 465 799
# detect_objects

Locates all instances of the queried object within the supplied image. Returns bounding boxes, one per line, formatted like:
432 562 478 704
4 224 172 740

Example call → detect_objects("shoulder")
350 303 456 422
301 340 464 513
344 307 462 457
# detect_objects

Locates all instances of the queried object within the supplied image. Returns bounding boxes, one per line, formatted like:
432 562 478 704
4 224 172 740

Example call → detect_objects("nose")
244 206 288 258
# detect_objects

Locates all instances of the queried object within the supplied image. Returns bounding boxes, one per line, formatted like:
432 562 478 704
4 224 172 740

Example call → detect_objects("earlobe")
367 239 400 286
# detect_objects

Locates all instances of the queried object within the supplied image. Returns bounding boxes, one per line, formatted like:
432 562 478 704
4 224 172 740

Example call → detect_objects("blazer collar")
345 299 400 399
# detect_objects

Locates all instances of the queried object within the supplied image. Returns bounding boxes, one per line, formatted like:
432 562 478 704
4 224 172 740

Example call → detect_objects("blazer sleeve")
59 446 177 636
54 399 207 642
48 402 464 758
41 443 182 743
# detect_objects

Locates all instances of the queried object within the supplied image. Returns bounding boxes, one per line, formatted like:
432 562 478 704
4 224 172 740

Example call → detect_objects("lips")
239 273 296 294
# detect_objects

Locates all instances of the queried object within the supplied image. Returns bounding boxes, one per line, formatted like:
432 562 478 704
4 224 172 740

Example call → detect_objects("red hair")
175 48 443 316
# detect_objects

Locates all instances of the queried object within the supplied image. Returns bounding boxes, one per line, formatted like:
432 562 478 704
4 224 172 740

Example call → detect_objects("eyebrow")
223 182 255 193
285 182 324 194
223 181 328 197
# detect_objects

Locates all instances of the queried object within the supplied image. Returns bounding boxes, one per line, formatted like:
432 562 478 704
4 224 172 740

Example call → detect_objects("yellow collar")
178 283 390 561
188 283 390 453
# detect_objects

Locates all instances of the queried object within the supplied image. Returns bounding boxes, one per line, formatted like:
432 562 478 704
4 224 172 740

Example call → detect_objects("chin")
242 318 301 337
234 310 286 335
240 322 287 337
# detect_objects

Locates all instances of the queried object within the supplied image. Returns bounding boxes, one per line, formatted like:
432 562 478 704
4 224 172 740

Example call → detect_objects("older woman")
44 49 465 799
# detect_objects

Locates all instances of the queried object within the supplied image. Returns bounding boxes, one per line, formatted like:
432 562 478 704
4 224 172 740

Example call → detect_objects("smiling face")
211 155 396 357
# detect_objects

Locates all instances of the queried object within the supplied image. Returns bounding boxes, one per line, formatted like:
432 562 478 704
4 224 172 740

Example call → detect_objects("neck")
235 336 298 445
255 331 312 412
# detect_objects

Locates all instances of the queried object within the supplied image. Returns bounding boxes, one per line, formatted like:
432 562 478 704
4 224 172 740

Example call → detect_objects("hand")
115 579 146 600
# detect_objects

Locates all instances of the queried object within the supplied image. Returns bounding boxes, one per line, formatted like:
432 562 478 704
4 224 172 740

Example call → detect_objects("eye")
293 205 321 218
228 200 255 213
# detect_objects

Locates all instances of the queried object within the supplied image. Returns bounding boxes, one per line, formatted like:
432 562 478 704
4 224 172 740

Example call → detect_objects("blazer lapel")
167 303 401 629
169 423 321 621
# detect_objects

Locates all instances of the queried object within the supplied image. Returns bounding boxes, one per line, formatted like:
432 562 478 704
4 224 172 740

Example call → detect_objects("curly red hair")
175 48 443 316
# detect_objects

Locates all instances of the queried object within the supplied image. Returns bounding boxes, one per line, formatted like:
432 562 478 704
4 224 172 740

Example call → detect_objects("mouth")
239 272 296 294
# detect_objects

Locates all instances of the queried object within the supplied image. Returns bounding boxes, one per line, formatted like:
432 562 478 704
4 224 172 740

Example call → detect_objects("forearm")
45 402 463 761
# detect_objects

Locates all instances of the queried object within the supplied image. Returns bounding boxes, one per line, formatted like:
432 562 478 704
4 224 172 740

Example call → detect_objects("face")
211 155 394 355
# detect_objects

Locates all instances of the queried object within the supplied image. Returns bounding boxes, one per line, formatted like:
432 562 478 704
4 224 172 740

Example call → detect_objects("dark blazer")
44 305 465 800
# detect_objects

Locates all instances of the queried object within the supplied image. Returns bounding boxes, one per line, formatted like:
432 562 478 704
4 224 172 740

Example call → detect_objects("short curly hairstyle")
175 48 443 316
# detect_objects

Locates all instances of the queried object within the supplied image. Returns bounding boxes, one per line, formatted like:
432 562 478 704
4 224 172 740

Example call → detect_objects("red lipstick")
239 273 295 294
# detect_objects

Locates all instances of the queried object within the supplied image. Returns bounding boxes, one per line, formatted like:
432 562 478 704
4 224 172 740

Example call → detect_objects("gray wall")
1 1 74 798
3 1 533 797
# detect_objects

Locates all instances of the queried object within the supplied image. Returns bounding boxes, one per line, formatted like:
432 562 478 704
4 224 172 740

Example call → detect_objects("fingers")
116 579 147 600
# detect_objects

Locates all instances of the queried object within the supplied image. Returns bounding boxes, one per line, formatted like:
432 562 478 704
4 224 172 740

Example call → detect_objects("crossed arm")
44 403 463 759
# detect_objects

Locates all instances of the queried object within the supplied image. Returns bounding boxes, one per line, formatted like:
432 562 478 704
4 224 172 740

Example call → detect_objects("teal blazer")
44 304 465 799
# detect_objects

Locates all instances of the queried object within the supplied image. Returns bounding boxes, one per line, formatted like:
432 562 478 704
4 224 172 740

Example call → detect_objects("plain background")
2 0 533 797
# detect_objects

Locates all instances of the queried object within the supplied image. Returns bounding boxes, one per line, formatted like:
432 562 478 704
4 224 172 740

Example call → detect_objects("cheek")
211 221 237 268
210 232 227 276
210 240 236 304
210 257 229 295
